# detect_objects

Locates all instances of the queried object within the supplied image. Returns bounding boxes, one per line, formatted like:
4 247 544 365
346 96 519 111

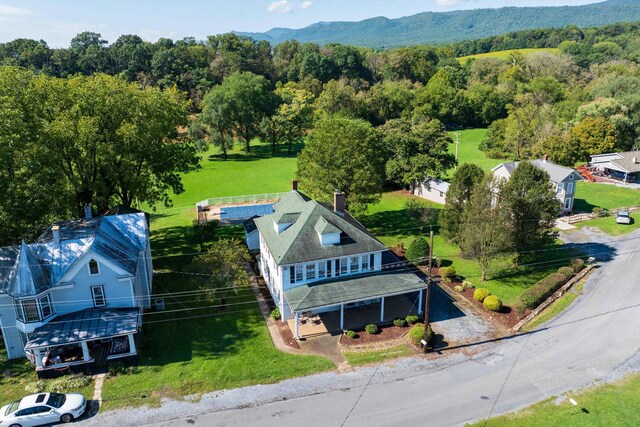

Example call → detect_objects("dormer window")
315 217 341 246
89 259 99 275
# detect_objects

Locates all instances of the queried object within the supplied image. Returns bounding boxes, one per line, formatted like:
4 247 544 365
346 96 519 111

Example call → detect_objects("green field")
573 182 640 213
447 128 502 174
458 48 560 63
471 372 640 426
576 213 640 236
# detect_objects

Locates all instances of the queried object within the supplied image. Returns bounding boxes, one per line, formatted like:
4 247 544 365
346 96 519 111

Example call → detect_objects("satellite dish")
569 398 578 406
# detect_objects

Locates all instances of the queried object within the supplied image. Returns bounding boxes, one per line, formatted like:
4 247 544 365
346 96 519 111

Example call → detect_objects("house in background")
492 158 584 213
251 182 425 339
413 178 450 205
590 150 640 183
0 210 152 377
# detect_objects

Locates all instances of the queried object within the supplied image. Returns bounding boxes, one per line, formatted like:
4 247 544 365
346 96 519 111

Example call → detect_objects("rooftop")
492 159 583 183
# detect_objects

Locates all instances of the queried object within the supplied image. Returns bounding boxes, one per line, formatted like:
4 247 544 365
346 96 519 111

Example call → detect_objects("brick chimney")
333 191 345 213
52 225 60 244
292 179 299 191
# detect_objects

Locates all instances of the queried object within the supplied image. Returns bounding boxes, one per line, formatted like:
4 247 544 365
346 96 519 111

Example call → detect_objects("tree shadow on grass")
359 208 439 242
207 142 304 163
573 198 597 213
150 225 198 269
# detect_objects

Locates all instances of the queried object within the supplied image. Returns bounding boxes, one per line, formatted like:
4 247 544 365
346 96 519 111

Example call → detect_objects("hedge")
519 272 571 309
483 295 502 312
406 236 430 264
570 258 585 273
405 315 420 325
557 266 574 278
473 288 490 302
440 266 456 280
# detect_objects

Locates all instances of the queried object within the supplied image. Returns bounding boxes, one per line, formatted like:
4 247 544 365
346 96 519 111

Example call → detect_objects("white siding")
0 293 23 359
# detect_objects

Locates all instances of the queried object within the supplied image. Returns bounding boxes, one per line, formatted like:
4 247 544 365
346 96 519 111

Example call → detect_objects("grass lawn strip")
469 372 640 426
576 213 640 236
342 344 414 367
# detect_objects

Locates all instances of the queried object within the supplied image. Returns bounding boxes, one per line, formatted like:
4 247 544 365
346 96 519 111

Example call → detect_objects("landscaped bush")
473 288 491 302
393 318 407 327
346 330 357 339
592 207 610 217
405 315 420 325
440 266 456 282
454 285 464 292
270 307 281 320
557 266 574 278
483 295 503 312
570 258 585 273
49 374 92 392
519 272 571 309
409 325 432 346
405 237 430 264
365 324 378 334
462 280 474 290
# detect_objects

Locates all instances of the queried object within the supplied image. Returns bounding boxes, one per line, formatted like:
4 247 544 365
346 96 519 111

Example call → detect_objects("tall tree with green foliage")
459 176 511 282
440 163 486 245
502 161 561 254
297 117 385 212
382 117 455 188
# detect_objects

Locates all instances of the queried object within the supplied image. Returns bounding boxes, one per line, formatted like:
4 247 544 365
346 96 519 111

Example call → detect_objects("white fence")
196 192 290 209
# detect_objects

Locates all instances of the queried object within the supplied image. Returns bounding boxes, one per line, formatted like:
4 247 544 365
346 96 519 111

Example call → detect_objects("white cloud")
301 1 312 9
0 4 34 16
267 0 293 14
434 0 462 5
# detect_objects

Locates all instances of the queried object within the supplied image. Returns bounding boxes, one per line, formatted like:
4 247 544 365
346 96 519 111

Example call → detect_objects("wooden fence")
559 206 640 225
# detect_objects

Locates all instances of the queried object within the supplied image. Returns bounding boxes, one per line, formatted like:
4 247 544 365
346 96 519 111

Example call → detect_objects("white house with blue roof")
249 187 425 339
0 210 152 376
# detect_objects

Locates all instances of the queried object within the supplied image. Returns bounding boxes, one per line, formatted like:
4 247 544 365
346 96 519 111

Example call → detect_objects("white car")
0 392 86 426
616 210 631 224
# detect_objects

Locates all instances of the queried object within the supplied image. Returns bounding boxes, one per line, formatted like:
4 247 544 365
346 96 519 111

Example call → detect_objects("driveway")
81 230 640 426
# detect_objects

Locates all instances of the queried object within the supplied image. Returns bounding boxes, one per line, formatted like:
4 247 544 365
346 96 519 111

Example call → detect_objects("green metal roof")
254 191 387 265
284 268 424 312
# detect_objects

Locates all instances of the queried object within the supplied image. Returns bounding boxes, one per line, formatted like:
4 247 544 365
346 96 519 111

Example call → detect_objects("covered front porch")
284 269 426 339
24 307 140 378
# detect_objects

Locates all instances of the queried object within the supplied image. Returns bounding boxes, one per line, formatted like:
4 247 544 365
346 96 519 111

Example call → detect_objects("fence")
196 192 290 209
559 206 640 225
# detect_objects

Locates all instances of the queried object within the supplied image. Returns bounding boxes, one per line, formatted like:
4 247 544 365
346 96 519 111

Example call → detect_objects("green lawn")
470 372 640 426
573 182 640 213
100 273 334 410
343 344 414 367
458 48 560 63
447 128 503 174
576 213 640 236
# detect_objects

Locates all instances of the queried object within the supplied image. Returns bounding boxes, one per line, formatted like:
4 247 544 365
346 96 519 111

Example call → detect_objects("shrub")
405 315 420 325
270 307 281 320
435 257 444 268
557 266 574 278
454 285 464 292
592 207 610 217
108 362 139 377
473 288 491 302
409 325 432 346
519 272 571 309
25 380 46 394
346 330 357 339
406 237 430 264
483 295 503 312
365 324 378 335
393 318 407 327
49 374 91 392
462 280 474 290
570 258 585 273
514 301 527 315
439 266 456 280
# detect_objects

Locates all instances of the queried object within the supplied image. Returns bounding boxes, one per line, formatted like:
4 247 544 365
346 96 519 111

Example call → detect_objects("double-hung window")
361 255 369 271
295 265 304 282
91 285 106 307
566 182 574 194
21 299 39 322
349 256 359 273
39 294 53 319
340 258 348 276
306 263 316 281
289 266 296 284
318 261 326 279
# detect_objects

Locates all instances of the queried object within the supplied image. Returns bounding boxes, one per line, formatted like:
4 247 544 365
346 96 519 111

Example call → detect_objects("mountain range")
237 0 640 48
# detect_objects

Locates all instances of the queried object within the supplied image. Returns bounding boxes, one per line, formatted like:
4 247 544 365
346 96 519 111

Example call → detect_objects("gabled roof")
492 160 583 184
314 217 341 235
423 178 450 193
243 216 259 234
254 191 386 265
591 150 640 173
0 212 149 298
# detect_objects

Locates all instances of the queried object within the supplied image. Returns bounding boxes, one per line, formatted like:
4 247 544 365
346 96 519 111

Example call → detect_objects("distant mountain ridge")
237 0 640 48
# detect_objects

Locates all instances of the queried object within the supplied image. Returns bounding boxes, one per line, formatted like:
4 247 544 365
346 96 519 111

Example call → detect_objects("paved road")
86 230 640 427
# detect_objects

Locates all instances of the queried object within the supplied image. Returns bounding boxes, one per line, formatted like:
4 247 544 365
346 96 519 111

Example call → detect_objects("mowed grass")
576 213 640 236
458 48 560 63
359 192 580 305
573 182 640 213
447 128 503 174
343 344 414 367
523 279 586 332
100 273 334 410
471 372 640 426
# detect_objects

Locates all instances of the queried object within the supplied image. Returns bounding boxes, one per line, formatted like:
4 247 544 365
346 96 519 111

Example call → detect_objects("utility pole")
423 228 434 353
453 132 461 170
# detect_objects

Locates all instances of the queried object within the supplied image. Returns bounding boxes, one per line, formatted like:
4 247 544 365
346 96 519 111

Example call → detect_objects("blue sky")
0 0 604 47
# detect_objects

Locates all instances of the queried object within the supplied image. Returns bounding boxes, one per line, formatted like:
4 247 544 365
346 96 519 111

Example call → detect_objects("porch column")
294 312 299 339
380 296 385 322
340 304 344 330
128 334 137 354
34 349 43 369
418 290 423 315
81 341 90 361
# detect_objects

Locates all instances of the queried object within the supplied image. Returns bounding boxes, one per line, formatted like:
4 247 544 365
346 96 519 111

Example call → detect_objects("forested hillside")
238 0 640 48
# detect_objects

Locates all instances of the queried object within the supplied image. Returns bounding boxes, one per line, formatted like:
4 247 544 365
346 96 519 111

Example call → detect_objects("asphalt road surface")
87 230 640 427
